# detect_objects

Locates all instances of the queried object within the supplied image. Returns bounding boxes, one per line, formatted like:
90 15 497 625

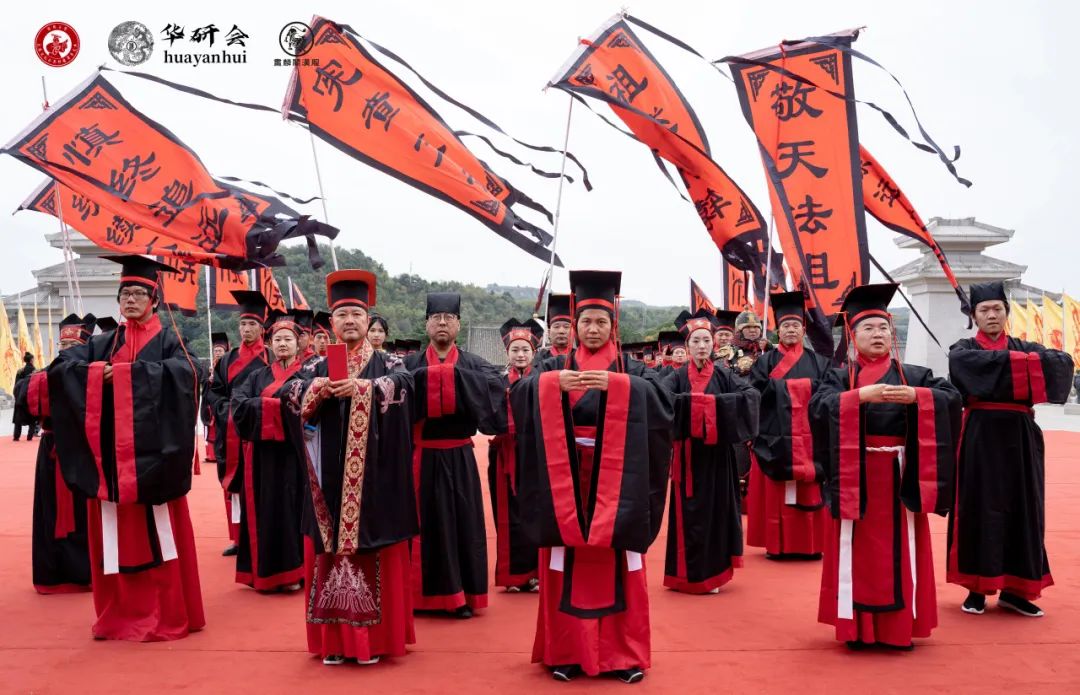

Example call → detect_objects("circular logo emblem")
35 22 80 67
279 22 312 57
108 21 154 66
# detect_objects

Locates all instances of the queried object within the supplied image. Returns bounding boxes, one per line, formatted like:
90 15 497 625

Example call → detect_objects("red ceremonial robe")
809 355 961 647
282 341 418 661
27 370 91 594
205 339 270 543
661 359 759 592
487 365 539 588
404 344 505 612
748 342 832 556
229 359 306 590
946 331 1074 600
512 342 673 675
48 314 205 641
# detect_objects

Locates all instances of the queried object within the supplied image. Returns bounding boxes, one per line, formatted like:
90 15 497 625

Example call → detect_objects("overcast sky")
2 1 1075 307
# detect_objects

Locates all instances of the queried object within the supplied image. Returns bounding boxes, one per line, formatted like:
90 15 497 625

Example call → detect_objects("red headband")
715 323 734 332
848 309 891 327
120 276 157 289
59 326 86 341
576 298 615 312
549 314 571 324
329 298 368 310
505 327 539 348
268 320 300 335
683 318 714 335
240 312 265 322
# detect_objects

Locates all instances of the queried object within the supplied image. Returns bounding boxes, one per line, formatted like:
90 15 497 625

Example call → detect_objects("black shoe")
454 605 474 619
884 642 915 652
845 640 870 651
616 668 645 684
552 665 581 682
999 591 1044 617
222 544 238 557
961 591 986 615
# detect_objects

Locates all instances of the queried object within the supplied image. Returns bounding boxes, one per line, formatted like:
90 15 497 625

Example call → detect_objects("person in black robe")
662 309 759 594
712 310 740 369
511 270 673 684
48 255 204 641
748 292 832 559
201 332 230 466
205 291 271 557
488 318 543 592
290 308 316 366
280 269 417 665
229 312 307 592
655 331 684 377
404 292 504 618
13 352 39 441
28 313 96 594
947 282 1074 617
809 284 962 651
368 313 389 352
312 311 333 357
534 294 572 363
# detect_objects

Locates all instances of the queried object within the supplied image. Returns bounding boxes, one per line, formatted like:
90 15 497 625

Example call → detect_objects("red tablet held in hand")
327 343 348 382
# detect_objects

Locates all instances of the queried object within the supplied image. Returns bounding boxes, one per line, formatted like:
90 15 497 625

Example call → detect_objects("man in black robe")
947 282 1074 617
204 291 271 557
28 313 96 594
748 292 832 559
712 310 740 369
281 269 417 665
13 352 39 441
404 292 504 618
312 311 333 356
534 293 572 363
511 270 673 683
48 255 204 641
201 332 230 466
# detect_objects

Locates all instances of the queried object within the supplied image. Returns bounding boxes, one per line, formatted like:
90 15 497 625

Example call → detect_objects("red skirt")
746 466 826 555
304 538 416 660
86 497 205 642
532 547 650 676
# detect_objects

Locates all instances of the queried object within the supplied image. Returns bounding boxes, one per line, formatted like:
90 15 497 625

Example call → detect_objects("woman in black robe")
230 312 307 592
662 309 759 593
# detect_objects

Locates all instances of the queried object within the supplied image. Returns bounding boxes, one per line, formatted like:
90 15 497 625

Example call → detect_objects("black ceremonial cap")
327 270 376 310
500 318 544 349
369 313 390 334
103 255 176 290
838 283 898 327
714 310 740 331
426 292 461 317
383 339 397 353
211 332 231 348
266 310 301 336
770 291 807 325
658 330 684 351
59 313 93 342
95 317 119 333
313 311 333 336
231 290 270 322
569 270 621 315
546 294 572 325
290 308 314 334
397 338 422 354
675 308 719 337
968 282 1008 311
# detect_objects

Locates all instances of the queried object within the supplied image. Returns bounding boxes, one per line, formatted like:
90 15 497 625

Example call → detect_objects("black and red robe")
404 344 505 612
748 342 832 556
533 344 570 364
205 340 270 543
661 360 758 593
47 314 205 641
946 332 1074 600
229 360 306 590
511 342 673 675
281 342 418 661
27 370 91 594
809 355 961 647
487 366 539 588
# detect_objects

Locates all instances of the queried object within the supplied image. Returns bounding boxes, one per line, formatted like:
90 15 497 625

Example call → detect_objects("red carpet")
2 432 1079 693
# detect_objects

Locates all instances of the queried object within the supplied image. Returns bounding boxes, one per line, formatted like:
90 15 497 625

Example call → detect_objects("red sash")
769 342 804 379
424 343 459 418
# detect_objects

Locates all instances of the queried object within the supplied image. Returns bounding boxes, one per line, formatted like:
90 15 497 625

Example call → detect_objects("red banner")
724 261 750 311
550 16 766 272
728 32 868 315
6 75 333 268
283 16 558 263
209 266 250 311
158 256 200 317
289 280 310 310
689 278 716 314
256 268 287 313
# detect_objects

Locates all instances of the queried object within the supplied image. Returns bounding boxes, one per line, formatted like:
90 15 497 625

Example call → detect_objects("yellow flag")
1042 295 1065 351
1063 294 1080 369
0 299 18 393
16 305 32 364
1009 300 1029 341
46 299 55 364
32 300 45 367
1027 298 1044 344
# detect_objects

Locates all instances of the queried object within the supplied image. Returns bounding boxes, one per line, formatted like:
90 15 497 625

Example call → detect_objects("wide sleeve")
231 370 288 442
206 356 232 460
809 368 864 520
26 371 50 419
949 339 1074 405
900 368 962 516
412 355 507 435
670 371 759 446
753 373 820 483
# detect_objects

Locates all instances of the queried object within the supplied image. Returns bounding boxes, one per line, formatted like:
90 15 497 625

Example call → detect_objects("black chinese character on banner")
62 124 123 166
107 153 161 197
191 24 220 47
606 64 648 104
106 215 141 246
150 179 194 227
776 141 829 179
805 252 840 290
793 194 833 235
312 60 363 113
70 193 99 222
161 24 185 46
172 259 197 285
695 188 732 230
225 25 248 47
873 177 900 207
235 195 258 225
193 205 227 252
362 91 400 131
769 81 822 121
